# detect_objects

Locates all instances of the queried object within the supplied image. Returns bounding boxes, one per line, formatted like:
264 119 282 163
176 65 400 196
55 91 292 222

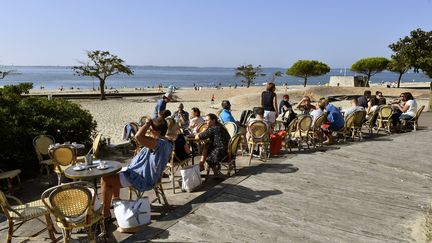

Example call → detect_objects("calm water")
1 66 430 90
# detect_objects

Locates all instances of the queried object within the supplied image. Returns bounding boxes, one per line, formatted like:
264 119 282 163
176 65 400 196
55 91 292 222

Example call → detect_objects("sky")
0 0 431 68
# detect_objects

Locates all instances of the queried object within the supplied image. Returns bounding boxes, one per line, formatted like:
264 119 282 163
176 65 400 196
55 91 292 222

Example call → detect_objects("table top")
64 160 122 180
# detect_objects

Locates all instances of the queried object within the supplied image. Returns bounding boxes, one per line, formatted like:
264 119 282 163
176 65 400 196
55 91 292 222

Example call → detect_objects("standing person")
321 98 344 145
196 113 231 174
189 107 205 134
211 94 215 104
100 117 171 220
261 82 278 127
357 90 371 108
173 103 190 130
153 92 173 118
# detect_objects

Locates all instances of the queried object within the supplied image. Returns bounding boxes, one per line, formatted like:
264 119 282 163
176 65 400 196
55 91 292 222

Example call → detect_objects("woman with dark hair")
261 82 278 126
196 113 230 173
392 92 417 127
100 117 172 220
189 107 204 134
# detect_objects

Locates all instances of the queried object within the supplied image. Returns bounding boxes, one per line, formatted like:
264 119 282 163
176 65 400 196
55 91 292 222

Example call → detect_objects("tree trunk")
397 72 403 88
99 79 106 100
366 72 371 87
247 79 251 88
303 77 307 87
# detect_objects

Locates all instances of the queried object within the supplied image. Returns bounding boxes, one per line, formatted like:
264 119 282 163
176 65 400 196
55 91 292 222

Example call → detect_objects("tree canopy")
387 54 410 88
73 50 133 100
286 60 330 87
351 57 389 87
235 64 265 88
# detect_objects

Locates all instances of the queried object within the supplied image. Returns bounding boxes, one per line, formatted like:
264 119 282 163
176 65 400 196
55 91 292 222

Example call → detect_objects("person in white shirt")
391 92 417 127
343 98 364 119
188 107 205 134
310 101 325 125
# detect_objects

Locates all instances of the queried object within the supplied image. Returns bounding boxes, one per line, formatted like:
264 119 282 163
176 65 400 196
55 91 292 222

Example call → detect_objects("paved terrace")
1 112 431 242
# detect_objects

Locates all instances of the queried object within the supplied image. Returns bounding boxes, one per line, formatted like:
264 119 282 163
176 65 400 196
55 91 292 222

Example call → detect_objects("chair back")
353 110 367 127
285 118 298 134
414 105 425 121
138 116 148 126
42 182 95 225
33 135 55 161
378 106 393 119
248 120 268 140
297 115 312 132
51 145 76 172
90 133 102 157
312 113 326 129
344 113 356 128
224 122 238 137
229 134 242 159
197 123 208 133
0 190 11 218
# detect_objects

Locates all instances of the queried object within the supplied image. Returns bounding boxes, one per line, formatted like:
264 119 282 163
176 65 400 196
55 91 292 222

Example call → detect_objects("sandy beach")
67 84 431 145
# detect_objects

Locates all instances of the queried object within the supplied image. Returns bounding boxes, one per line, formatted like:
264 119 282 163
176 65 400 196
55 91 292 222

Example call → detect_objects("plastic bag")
180 164 202 192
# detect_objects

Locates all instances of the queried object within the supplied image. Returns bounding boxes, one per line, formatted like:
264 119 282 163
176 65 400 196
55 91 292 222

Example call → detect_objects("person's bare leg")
101 174 120 218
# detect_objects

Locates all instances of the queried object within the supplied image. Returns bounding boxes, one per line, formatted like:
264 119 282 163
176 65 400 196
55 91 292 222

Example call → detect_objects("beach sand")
70 85 430 144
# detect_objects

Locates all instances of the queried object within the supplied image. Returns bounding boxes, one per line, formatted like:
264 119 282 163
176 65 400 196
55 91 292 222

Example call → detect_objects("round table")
64 160 122 180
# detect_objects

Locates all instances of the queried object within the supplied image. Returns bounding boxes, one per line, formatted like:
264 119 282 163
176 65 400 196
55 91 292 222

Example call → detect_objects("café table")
64 160 122 194
186 135 208 165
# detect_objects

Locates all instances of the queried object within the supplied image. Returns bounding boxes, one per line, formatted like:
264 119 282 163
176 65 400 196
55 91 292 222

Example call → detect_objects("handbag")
113 197 151 233
180 164 202 192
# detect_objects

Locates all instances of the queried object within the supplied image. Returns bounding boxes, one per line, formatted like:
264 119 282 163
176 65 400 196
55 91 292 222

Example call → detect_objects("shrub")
0 83 97 178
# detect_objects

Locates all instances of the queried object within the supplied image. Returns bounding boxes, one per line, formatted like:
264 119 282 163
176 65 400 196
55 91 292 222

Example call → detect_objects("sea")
1 66 431 90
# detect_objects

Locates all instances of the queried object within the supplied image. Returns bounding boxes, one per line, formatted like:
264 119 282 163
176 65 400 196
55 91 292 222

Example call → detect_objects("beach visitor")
261 82 278 127
391 92 417 128
321 98 344 145
219 100 237 124
173 103 190 130
246 107 270 142
100 117 171 220
310 101 325 125
166 117 191 162
196 113 230 174
357 90 371 108
366 97 379 120
153 92 173 118
189 107 205 134
279 94 292 114
343 97 365 119
296 96 316 115
211 94 215 104
376 91 386 105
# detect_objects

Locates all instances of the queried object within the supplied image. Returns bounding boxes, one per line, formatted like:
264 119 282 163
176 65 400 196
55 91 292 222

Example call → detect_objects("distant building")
329 76 367 87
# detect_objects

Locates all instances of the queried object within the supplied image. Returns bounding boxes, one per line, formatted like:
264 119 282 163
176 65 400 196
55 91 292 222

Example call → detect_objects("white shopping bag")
113 197 151 233
180 164 202 192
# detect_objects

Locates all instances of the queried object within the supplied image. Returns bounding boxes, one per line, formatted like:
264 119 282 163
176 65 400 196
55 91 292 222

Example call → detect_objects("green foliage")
268 71 283 83
389 28 432 79
286 60 330 87
73 50 134 100
351 57 389 86
0 83 97 178
387 55 411 88
235 64 265 88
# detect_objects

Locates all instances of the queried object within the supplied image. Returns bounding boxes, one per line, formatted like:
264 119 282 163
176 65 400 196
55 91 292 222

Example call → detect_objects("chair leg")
44 214 56 242
7 221 13 243
248 144 254 166
56 173 62 185
87 226 95 243
62 229 70 243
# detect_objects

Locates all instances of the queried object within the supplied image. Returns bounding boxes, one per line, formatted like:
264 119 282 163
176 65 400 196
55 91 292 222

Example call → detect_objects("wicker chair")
0 190 57 243
224 121 238 138
128 179 169 208
308 113 326 148
402 105 425 132
292 115 312 150
165 147 190 194
337 113 356 142
376 105 393 134
50 145 77 185
247 120 270 165
206 133 242 179
33 135 55 176
284 118 298 152
41 181 105 243
77 133 102 163
351 110 367 141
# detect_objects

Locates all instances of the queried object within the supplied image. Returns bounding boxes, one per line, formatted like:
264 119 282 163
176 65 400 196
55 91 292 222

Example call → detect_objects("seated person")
100 117 172 220
166 117 191 162
321 98 344 145
376 91 387 105
296 96 316 115
173 103 190 131
310 100 325 125
219 100 237 124
246 107 270 142
189 107 205 134
391 92 417 127
357 90 371 108
279 94 292 114
196 113 231 174
343 97 364 119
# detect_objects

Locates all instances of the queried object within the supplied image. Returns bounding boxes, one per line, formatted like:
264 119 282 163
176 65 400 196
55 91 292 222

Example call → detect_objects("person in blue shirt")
153 92 173 118
100 117 172 220
321 98 344 145
219 100 236 124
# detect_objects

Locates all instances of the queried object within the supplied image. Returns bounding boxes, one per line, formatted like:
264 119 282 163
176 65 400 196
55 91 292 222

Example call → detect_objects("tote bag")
113 197 151 233
180 164 202 192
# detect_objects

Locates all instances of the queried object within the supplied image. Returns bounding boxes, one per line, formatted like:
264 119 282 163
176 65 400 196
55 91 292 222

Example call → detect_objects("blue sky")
0 0 431 68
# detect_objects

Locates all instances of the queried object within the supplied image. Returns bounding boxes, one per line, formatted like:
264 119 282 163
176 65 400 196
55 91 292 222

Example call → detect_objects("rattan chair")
128 179 169 208
292 115 312 150
284 118 298 152
77 133 102 163
337 113 356 142
50 145 77 185
0 190 56 243
206 133 242 179
351 110 367 141
165 147 190 194
33 135 55 176
402 105 425 132
224 121 238 138
41 181 105 243
247 120 270 165
308 113 326 148
375 105 393 134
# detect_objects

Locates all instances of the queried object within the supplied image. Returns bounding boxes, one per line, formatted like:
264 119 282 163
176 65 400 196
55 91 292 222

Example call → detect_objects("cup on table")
85 154 93 166
76 162 85 169
99 160 107 168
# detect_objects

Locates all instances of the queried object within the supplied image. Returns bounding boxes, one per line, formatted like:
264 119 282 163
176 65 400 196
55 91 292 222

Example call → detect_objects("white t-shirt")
310 109 324 125
402 99 417 117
